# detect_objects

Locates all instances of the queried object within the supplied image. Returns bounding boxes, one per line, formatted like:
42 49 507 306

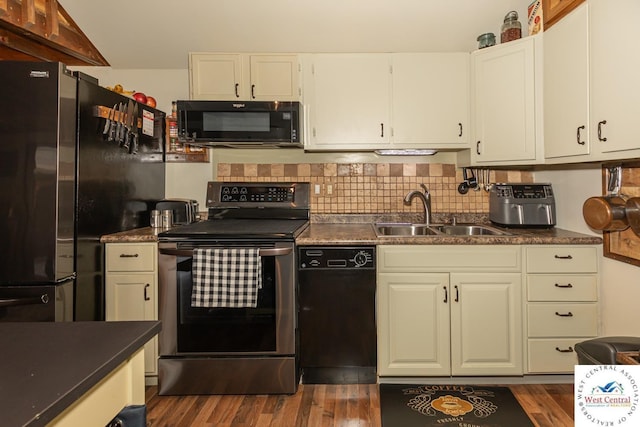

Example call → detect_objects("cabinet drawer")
527 275 597 301
528 303 598 337
526 246 597 273
527 338 584 373
106 243 156 272
378 245 520 272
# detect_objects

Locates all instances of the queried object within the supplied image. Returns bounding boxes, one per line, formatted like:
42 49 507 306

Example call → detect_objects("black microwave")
176 100 302 148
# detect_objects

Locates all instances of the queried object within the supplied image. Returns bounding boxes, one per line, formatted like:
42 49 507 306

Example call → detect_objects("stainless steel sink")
430 224 510 236
374 223 440 237
373 222 510 237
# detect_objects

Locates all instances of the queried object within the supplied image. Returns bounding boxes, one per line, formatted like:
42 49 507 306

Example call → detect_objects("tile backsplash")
217 162 533 215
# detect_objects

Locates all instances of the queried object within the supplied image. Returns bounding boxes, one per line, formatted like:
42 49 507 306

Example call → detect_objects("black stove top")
158 219 309 240
159 182 310 241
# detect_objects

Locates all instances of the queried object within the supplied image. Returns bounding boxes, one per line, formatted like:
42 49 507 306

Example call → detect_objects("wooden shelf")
165 117 209 163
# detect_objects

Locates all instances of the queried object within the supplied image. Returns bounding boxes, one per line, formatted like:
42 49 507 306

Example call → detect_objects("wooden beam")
22 0 36 28
45 0 59 40
0 0 7 16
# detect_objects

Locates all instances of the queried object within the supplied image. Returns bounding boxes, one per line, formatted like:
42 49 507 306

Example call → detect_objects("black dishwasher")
298 246 376 384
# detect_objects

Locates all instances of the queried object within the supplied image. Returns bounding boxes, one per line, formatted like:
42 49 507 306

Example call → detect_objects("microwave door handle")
158 247 293 257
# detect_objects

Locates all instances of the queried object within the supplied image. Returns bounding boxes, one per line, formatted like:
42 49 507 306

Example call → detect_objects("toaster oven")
155 199 199 225
489 183 556 227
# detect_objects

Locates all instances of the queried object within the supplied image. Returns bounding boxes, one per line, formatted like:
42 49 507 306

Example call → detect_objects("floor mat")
380 384 535 427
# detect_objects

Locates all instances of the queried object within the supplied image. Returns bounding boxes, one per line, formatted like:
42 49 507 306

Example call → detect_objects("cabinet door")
106 273 157 376
450 273 523 376
391 53 469 148
303 54 391 150
377 272 450 376
472 37 540 164
190 53 244 100
590 0 640 154
544 3 590 160
249 55 299 101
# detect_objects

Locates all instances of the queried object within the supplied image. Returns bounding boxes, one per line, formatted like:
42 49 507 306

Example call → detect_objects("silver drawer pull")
554 254 573 260
554 283 573 288
120 253 139 258
555 311 574 317
159 247 292 257
555 346 574 353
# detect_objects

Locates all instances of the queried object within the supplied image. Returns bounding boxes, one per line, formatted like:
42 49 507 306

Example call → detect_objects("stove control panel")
207 182 310 211
298 247 376 270
220 185 294 203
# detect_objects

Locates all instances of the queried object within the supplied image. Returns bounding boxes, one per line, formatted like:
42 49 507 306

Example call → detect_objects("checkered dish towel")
191 248 262 308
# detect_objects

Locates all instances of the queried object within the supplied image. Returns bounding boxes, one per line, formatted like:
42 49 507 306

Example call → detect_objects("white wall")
536 167 640 337
70 67 214 207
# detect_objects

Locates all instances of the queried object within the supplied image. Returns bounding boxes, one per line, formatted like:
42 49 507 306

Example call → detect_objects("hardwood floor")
145 383 574 426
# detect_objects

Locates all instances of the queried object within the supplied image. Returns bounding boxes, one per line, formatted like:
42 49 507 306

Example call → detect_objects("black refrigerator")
0 61 165 321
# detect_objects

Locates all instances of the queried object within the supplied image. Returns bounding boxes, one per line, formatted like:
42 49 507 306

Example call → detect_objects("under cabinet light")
374 149 438 156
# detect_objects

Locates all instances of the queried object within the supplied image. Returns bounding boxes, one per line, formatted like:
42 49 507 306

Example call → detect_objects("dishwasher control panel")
298 246 376 270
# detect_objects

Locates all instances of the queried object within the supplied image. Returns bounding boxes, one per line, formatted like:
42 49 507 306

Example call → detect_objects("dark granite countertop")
295 222 602 245
100 227 161 243
101 215 602 246
1 321 161 427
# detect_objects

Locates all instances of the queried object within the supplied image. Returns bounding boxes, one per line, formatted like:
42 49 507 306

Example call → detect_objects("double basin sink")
374 222 510 237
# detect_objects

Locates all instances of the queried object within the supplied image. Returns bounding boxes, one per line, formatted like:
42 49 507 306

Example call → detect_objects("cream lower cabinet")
105 242 158 381
377 245 523 377
525 245 599 373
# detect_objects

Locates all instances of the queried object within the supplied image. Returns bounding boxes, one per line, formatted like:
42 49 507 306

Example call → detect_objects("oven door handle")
159 247 293 257
0 294 49 308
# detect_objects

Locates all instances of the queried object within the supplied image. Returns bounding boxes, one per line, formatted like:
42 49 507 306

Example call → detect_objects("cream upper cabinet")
589 0 640 156
391 53 470 149
471 35 543 165
189 53 299 101
544 3 590 161
377 245 523 377
302 53 392 150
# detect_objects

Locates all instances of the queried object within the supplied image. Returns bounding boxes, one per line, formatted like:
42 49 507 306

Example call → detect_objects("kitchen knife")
122 99 134 151
114 102 124 144
103 103 117 135
119 102 130 146
130 102 139 154
107 103 119 141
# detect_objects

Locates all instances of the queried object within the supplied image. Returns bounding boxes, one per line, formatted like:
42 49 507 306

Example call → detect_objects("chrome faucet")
404 183 431 225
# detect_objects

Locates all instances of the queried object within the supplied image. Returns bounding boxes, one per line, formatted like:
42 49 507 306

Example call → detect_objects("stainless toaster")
155 199 199 224
489 183 556 227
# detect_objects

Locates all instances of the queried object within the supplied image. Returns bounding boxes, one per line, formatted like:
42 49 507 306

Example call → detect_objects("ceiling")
59 0 531 69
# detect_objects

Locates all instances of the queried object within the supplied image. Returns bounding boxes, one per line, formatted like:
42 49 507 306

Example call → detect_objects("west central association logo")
584 381 632 407
575 365 640 426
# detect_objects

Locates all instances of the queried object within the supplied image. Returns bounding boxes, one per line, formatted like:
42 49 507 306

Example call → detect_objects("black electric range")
158 182 310 242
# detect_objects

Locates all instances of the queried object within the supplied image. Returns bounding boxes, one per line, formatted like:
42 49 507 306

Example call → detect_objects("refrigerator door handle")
0 294 49 308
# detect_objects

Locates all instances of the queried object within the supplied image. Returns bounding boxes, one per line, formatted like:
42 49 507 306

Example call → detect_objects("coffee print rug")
380 384 534 427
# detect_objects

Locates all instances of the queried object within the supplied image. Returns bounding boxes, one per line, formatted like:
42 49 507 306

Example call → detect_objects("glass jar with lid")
501 11 522 43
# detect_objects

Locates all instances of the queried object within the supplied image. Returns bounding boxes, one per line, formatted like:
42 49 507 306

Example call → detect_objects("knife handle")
108 121 117 141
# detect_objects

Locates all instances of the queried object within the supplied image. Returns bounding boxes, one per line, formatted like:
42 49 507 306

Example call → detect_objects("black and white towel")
191 248 262 308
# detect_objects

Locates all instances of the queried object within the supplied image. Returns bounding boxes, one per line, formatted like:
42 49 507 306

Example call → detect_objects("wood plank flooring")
145 383 574 427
